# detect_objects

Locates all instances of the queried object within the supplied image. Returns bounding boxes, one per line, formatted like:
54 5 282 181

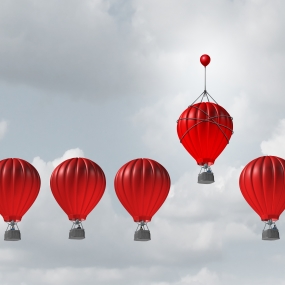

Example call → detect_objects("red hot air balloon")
177 55 233 184
50 157 106 240
114 158 171 241
0 158 41 241
239 156 285 241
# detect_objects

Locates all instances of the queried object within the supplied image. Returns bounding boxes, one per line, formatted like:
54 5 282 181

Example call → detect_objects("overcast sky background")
0 0 285 284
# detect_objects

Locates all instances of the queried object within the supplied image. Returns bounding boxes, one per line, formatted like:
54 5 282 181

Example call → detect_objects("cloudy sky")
0 0 285 284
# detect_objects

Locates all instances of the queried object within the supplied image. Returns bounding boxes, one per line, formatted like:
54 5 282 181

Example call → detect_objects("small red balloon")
200 54 211 67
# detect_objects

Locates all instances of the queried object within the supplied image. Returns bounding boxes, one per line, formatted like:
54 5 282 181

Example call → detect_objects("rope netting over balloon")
177 100 233 145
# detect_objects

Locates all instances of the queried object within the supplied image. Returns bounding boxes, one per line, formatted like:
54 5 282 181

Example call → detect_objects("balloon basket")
4 221 21 241
134 222 151 241
198 165 214 184
262 220 280 241
69 220 85 240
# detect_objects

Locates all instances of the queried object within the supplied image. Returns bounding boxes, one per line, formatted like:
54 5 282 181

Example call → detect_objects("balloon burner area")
198 164 215 184
69 220 85 240
134 222 151 241
262 220 280 241
4 221 21 241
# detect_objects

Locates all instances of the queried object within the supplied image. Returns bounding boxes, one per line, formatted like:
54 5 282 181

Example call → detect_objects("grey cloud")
1 0 284 104
0 0 171 100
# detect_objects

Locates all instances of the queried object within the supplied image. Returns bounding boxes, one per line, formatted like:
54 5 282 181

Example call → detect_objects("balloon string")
188 90 218 107
204 67 206 91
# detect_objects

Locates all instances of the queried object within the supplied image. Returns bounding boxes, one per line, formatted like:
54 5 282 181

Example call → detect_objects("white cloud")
261 119 285 157
32 147 84 180
152 268 220 285
50 148 85 168
177 268 220 285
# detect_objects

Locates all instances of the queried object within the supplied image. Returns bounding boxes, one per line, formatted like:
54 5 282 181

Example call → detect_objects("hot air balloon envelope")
177 102 233 166
114 158 171 222
50 157 106 221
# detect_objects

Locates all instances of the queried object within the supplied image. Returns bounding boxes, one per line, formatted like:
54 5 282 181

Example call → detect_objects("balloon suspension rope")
189 66 218 106
199 164 213 174
6 220 20 231
71 219 84 230
136 221 149 231
263 219 278 231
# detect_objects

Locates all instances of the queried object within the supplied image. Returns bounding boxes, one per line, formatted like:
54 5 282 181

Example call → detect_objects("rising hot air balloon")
114 158 171 241
177 54 233 184
239 156 285 240
50 157 106 240
0 158 41 241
